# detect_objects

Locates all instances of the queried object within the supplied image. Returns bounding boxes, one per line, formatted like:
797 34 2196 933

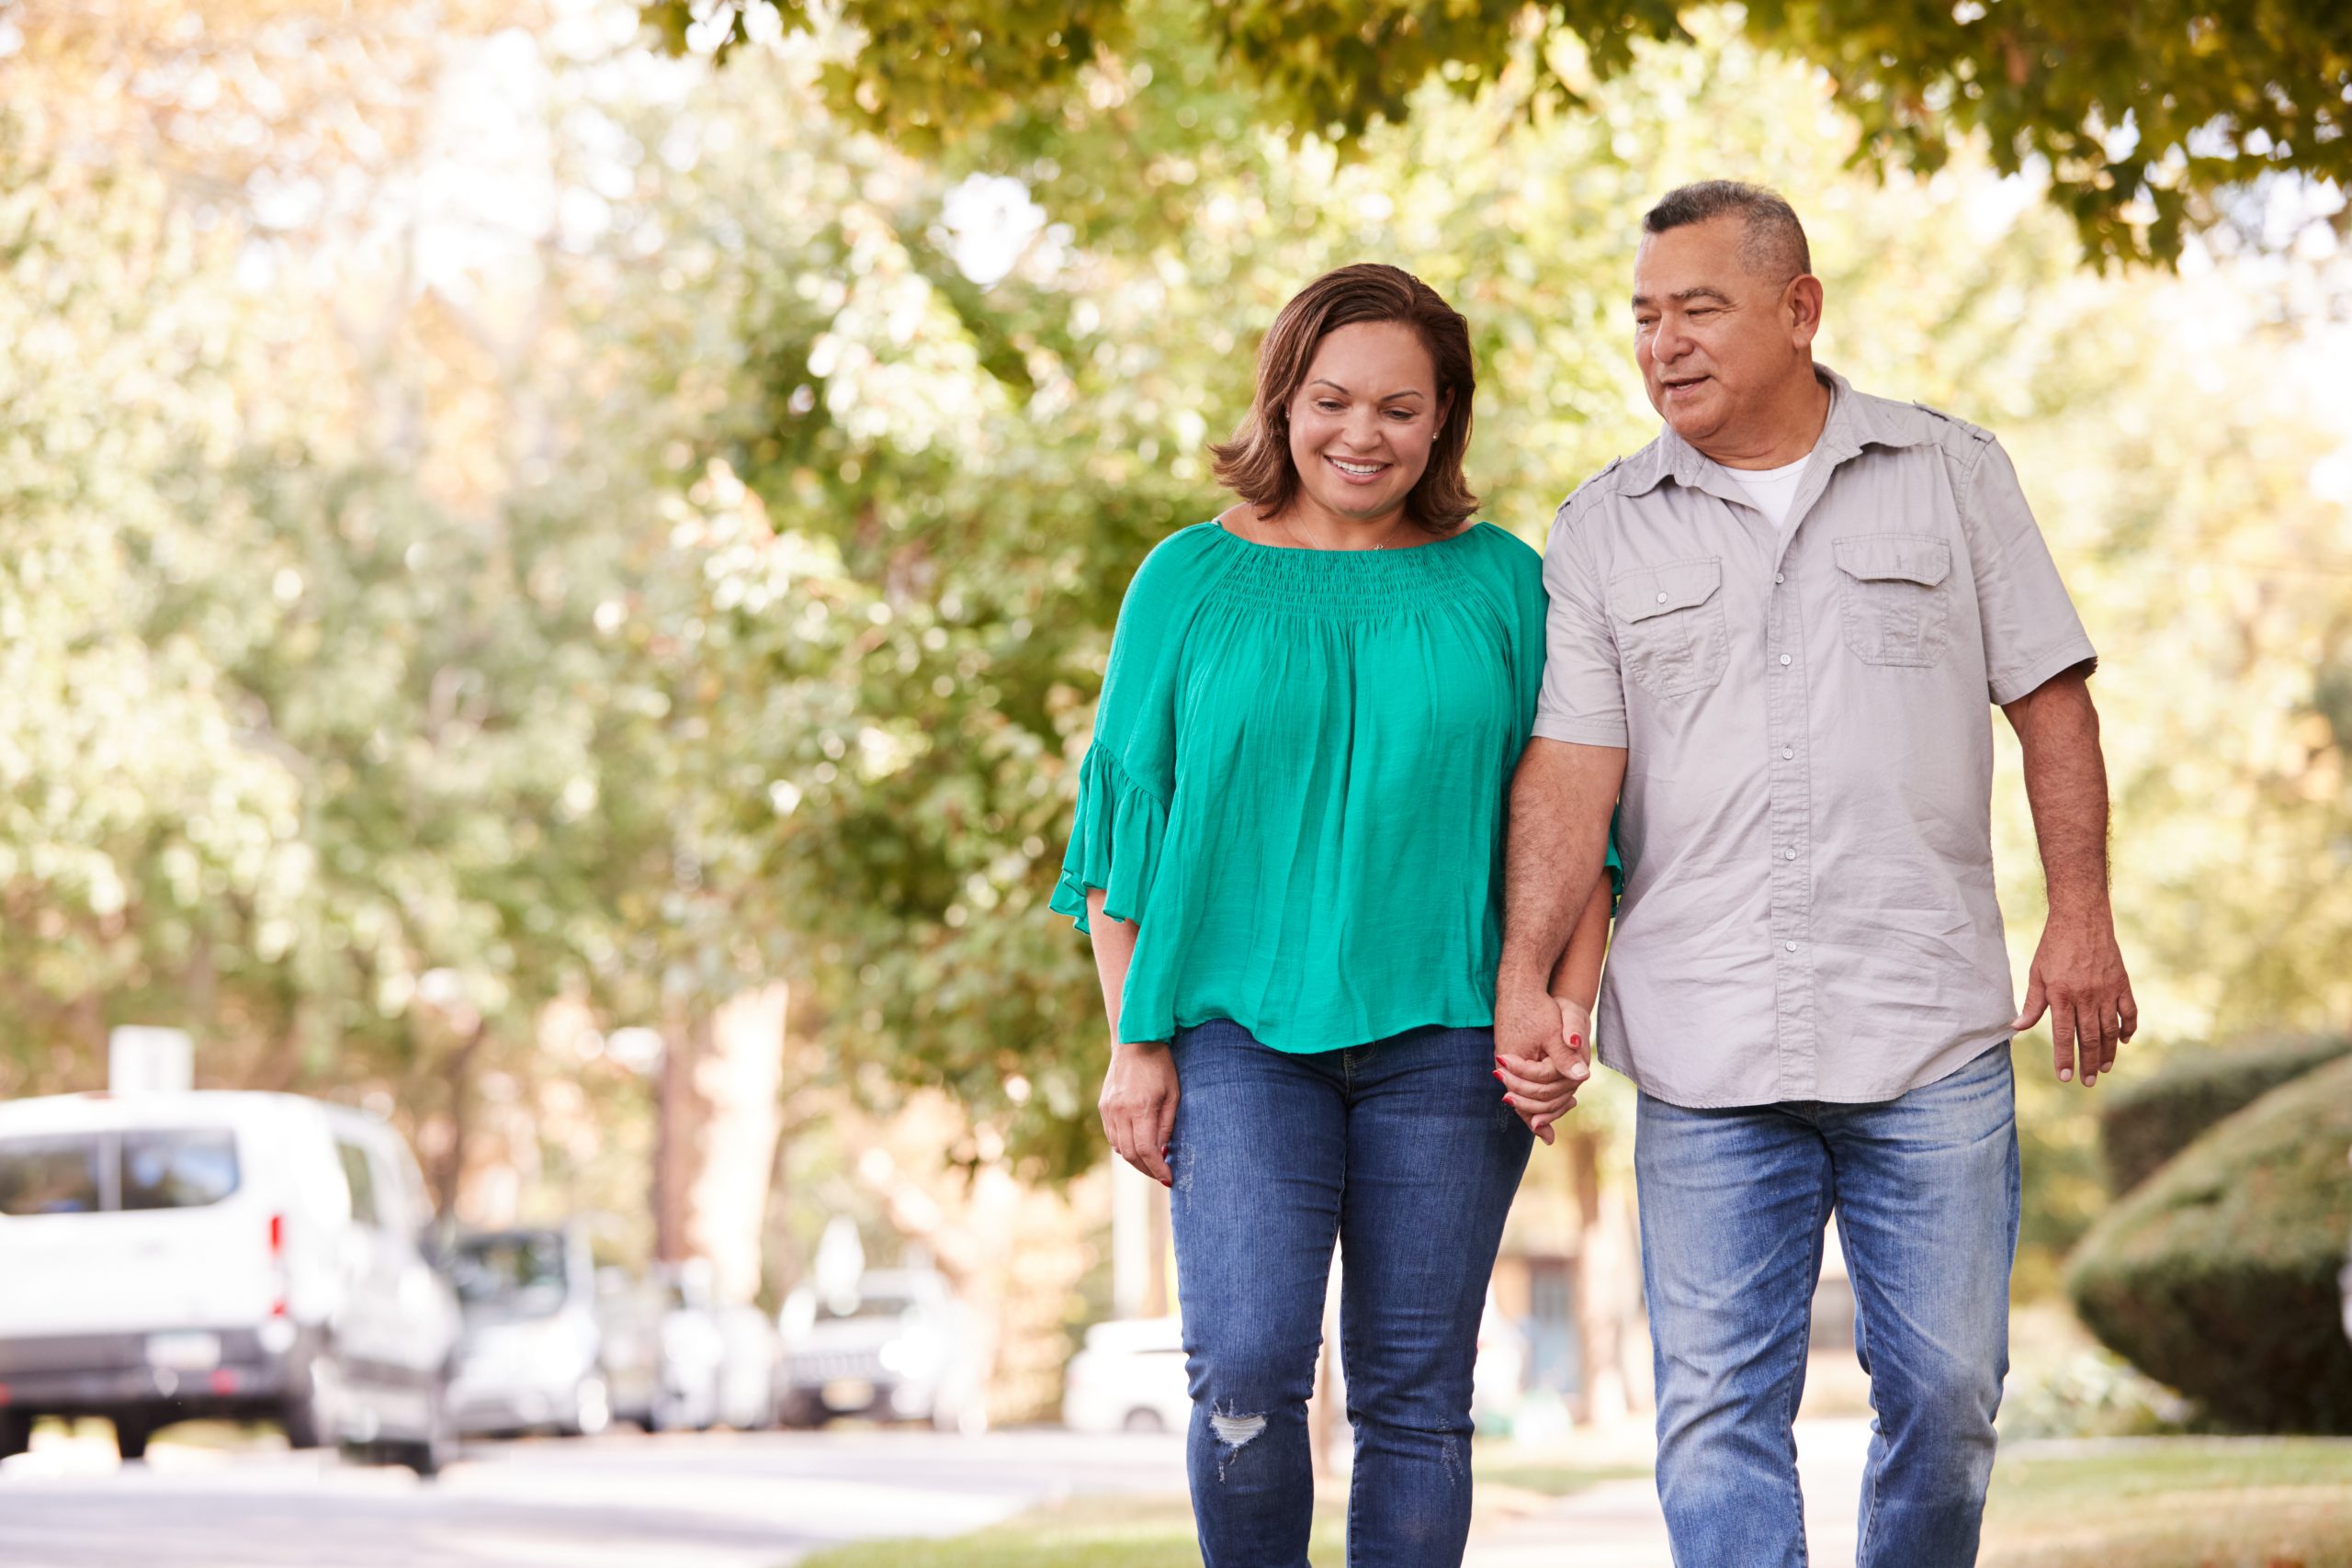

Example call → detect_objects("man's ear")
1786 275 1826 350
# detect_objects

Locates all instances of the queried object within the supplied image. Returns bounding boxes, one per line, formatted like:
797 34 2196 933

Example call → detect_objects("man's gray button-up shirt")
1536 368 2098 1109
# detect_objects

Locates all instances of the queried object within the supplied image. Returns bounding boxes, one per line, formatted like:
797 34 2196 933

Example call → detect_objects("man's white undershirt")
1728 452 1814 530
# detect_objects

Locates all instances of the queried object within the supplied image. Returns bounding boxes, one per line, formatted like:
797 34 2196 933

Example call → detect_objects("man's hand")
1494 992 1591 1145
1099 1039 1179 1184
1495 972 1566 1085
2002 671 2132 1090
2013 905 2135 1088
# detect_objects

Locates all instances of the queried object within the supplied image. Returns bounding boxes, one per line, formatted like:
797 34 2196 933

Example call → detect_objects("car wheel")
114 1413 155 1461
0 1411 33 1461
395 1384 453 1480
1122 1407 1167 1434
281 1352 343 1451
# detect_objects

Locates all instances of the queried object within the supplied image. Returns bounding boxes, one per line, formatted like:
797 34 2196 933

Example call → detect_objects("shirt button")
1785 848 1798 860
1774 572 1786 584
1656 592 1668 604
1781 746 1795 760
1783 941 1798 953
1778 653 1792 666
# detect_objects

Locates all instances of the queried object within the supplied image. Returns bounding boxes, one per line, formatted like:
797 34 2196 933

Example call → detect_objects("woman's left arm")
1550 875 1611 1048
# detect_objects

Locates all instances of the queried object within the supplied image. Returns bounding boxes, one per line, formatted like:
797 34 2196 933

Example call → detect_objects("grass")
799 1436 2352 1568
791 1495 1343 1568
791 1445 1644 1567
1983 1437 2352 1568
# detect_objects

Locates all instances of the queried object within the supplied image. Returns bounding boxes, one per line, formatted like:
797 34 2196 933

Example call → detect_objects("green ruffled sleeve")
1049 528 1214 935
1052 748 1168 934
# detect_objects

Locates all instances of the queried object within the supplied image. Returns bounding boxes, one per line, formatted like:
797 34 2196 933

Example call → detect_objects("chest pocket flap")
1833 534 1951 586
1611 557 1723 624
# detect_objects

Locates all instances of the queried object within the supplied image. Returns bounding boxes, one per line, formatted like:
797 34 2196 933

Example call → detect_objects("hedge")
2096 1032 2352 1196
2066 1050 2352 1432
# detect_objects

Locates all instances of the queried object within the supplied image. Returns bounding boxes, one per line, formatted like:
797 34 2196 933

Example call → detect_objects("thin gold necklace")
1275 513 1408 551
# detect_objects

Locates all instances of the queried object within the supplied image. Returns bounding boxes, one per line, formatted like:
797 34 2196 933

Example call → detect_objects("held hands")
1099 1039 1179 1186
2013 902 2136 1089
1493 984 1592 1145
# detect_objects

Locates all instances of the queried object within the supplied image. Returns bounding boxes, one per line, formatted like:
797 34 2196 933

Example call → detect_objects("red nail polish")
1569 1034 1583 1047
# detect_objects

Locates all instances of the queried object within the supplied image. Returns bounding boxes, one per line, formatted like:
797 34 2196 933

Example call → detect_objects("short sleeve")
1532 489 1630 747
1049 530 1209 934
1474 524 1550 750
1955 436 2098 705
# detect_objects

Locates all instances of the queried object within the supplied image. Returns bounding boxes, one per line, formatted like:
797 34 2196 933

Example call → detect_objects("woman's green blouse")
1052 519 1620 1054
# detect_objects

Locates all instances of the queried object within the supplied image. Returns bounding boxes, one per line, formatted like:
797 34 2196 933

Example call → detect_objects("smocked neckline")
1204 519 1487 616
1206 518 1490 558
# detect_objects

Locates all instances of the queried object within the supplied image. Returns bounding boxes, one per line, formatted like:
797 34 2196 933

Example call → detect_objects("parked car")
593 1268 664 1431
1061 1314 1189 1434
446 1224 609 1438
598 1261 726 1432
0 1090 460 1473
775 1268 983 1431
1060 1306 1525 1436
711 1303 779 1431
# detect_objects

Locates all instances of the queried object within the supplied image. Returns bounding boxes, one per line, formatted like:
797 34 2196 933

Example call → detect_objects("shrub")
2097 1032 2351 1195
2066 1050 2352 1432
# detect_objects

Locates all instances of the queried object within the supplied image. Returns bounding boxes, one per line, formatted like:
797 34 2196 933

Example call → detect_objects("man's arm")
1498 739 1626 1081
2001 669 2135 1087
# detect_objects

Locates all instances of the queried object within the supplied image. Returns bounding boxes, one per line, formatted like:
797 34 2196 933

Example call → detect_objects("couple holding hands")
1053 180 2136 1568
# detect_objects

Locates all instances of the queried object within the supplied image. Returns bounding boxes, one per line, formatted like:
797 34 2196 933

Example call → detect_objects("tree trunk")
684 982 791 1304
653 1006 707 1267
1568 1128 1639 1427
430 1017 488 1222
655 984 791 1304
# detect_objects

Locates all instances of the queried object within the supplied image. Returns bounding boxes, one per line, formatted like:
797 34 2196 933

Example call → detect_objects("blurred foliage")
646 0 2352 265
0 0 2345 1265
1995 1344 2193 1442
2097 1032 2352 1196
2066 1052 2352 1433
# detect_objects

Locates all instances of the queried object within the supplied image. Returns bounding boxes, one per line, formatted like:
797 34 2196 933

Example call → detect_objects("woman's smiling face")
1282 321 1447 527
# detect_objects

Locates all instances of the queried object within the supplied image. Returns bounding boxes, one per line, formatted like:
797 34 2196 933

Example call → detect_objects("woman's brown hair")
1210 263 1478 534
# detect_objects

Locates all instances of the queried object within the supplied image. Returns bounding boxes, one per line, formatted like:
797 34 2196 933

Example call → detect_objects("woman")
1051 263 1613 1566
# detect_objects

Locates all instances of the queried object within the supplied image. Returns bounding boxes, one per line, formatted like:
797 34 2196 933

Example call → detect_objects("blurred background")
0 0 2347 1563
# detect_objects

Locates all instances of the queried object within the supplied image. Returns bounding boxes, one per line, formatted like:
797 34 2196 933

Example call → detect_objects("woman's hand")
1100 1039 1179 1186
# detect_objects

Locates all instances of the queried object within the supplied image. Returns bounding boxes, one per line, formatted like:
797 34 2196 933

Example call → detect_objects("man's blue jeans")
1169 1019 1532 1568
1635 1042 2020 1568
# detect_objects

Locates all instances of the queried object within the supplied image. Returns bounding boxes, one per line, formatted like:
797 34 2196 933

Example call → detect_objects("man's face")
1632 217 1815 450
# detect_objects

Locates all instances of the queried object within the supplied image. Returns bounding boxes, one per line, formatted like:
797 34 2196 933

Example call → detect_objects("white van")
0 1090 461 1472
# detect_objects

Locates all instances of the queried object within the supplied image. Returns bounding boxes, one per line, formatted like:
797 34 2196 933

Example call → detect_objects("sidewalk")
1465 1417 1875 1568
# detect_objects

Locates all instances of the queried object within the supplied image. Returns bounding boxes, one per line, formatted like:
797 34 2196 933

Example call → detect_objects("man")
1496 181 2135 1566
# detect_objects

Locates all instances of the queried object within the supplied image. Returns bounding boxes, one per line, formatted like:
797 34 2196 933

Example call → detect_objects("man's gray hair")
1643 181 1812 283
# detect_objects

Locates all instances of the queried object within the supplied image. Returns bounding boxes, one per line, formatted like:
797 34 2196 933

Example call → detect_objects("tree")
647 0 2352 265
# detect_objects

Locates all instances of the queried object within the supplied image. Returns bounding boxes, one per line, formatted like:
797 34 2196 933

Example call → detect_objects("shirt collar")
1618 366 1929 501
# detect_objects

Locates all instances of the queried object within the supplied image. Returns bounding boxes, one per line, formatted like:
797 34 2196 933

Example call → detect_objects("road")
0 1424 1189 1568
